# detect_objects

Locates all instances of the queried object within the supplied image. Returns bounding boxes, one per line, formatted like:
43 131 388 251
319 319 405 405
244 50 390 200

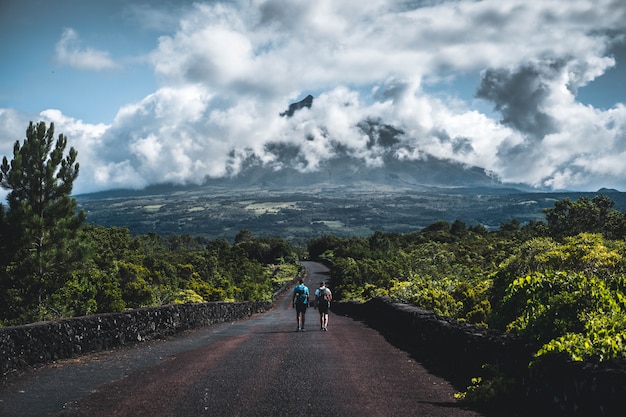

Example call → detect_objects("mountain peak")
280 95 314 117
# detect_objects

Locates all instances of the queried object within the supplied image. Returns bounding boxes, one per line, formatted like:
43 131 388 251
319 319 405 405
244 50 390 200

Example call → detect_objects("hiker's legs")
296 305 305 329
296 304 307 329
317 304 330 329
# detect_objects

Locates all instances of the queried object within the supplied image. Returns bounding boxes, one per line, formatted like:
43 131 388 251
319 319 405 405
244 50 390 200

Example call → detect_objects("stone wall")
332 297 626 417
4 288 624 416
0 301 271 375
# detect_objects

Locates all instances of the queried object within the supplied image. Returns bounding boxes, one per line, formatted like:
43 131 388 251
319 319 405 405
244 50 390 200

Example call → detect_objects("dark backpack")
317 287 329 306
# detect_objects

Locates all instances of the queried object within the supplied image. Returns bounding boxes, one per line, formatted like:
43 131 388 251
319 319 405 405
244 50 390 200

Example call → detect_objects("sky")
1 0 626 196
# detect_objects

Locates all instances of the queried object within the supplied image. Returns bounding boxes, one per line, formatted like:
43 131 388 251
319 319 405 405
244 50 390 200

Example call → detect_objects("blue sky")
1 0 626 195
0 0 168 122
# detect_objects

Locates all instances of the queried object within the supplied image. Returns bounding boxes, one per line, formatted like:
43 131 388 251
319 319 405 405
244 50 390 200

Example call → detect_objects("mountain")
75 149 545 242
279 94 314 117
75 155 625 242
75 96 611 241
201 153 529 193
79 153 525 201
199 94 533 193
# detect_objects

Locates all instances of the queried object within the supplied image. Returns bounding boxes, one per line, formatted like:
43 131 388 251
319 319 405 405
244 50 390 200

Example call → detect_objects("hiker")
292 278 309 331
315 281 332 331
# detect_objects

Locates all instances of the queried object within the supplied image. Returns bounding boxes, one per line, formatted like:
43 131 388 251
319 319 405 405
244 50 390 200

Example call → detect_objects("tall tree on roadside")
0 121 86 324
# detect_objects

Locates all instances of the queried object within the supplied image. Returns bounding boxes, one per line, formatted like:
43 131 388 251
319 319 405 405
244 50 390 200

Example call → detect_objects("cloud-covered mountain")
79 95 524 197
3 0 626 198
205 152 513 192
211 94 516 192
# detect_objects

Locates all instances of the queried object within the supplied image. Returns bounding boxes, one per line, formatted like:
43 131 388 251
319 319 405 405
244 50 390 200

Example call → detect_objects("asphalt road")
0 261 487 417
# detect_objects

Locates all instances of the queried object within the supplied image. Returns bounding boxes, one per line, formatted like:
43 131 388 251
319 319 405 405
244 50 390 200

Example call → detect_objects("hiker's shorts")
295 303 308 313
318 302 330 314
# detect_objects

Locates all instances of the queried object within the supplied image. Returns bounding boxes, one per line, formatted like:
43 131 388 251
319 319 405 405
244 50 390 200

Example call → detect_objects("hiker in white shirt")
315 281 332 331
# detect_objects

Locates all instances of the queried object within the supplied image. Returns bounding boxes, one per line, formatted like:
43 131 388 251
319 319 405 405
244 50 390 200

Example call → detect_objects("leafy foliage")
0 122 86 324
454 364 516 406
0 223 299 325
0 122 300 326
544 195 626 239
491 233 626 363
311 221 502 324
311 198 626 366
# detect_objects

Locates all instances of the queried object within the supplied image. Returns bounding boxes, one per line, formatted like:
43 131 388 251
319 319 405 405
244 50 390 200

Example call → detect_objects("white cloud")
55 28 119 71
89 0 626 191
0 108 110 197
0 108 29 151
4 0 626 194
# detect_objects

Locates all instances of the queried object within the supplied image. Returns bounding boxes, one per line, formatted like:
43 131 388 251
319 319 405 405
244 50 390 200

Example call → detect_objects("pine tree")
0 121 86 324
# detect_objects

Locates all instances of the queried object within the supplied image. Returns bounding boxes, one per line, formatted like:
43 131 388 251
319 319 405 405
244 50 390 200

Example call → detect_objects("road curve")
0 261 487 417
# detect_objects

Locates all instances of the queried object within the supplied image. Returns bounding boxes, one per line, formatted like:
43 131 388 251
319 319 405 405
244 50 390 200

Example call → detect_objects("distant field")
76 185 626 242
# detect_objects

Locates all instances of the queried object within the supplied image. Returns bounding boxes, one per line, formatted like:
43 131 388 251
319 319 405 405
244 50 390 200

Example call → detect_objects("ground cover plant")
308 195 626 405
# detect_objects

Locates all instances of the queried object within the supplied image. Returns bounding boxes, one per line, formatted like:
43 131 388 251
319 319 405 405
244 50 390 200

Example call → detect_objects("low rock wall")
0 301 271 375
332 297 626 417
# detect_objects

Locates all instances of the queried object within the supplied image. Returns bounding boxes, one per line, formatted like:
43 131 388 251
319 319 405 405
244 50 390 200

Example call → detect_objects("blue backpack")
295 285 308 305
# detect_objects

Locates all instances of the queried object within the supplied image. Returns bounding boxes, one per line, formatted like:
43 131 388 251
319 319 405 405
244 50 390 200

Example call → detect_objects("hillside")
76 155 626 242
76 94 625 241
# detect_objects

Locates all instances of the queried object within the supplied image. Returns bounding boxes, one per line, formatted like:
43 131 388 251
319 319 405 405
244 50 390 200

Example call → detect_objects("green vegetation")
309 195 626 364
0 122 301 326
308 195 626 405
0 221 300 326
0 122 86 323
0 222 300 326
2 121 626 406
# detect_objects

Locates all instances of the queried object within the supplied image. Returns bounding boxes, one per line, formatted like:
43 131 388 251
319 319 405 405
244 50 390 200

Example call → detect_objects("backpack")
317 287 330 306
295 285 308 305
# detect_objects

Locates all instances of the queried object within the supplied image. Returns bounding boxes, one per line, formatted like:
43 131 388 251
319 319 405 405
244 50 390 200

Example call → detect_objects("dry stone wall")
0 301 271 375
332 297 626 417
4 291 624 416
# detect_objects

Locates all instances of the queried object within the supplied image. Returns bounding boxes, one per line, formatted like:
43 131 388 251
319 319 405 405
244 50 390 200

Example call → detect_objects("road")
0 261 487 417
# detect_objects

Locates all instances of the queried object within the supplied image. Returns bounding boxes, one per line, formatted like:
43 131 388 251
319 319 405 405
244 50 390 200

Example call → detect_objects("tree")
307 234 342 260
543 195 626 240
450 219 468 238
0 121 86 324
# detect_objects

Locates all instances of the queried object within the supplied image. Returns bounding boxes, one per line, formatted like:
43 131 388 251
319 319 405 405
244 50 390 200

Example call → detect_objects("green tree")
307 234 342 259
117 261 154 308
544 195 626 239
0 121 86 324
450 219 468 238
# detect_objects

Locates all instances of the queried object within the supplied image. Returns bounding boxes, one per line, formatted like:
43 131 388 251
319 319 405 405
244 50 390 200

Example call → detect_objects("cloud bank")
2 0 626 194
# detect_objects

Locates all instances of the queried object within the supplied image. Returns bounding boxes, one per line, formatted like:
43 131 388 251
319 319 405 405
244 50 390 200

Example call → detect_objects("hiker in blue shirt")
292 278 309 332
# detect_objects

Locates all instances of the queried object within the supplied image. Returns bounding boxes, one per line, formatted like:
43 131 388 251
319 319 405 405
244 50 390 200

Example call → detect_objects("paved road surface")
0 261 488 417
